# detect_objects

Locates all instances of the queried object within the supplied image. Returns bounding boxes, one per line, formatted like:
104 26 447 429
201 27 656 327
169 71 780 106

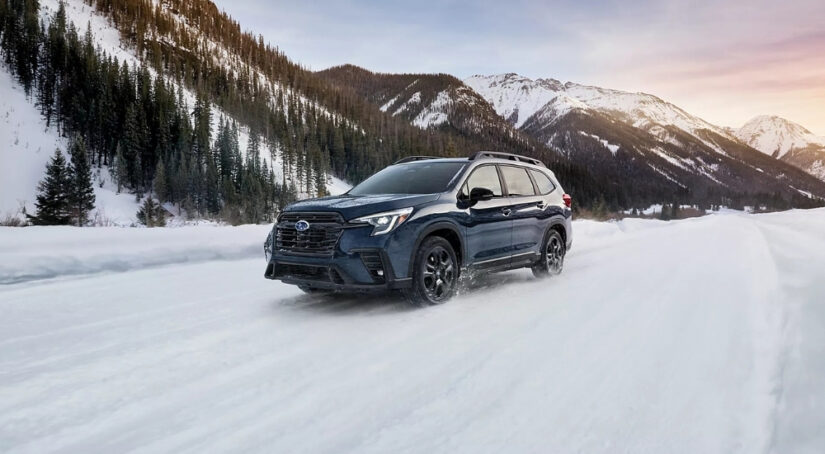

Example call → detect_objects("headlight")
352 207 414 236
264 228 274 261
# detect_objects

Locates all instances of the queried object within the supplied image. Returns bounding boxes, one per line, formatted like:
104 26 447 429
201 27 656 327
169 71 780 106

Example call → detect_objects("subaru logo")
295 220 310 232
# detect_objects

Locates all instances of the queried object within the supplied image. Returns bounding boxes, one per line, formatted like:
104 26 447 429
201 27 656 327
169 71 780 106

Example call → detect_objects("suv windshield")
348 162 466 195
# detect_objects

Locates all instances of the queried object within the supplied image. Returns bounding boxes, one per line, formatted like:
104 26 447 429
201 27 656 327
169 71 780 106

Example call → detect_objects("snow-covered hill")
2 208 825 452
735 115 825 181
0 64 142 223
0 0 350 224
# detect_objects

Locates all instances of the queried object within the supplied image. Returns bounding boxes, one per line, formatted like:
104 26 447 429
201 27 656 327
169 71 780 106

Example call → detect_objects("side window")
529 169 556 195
463 165 503 197
501 166 537 196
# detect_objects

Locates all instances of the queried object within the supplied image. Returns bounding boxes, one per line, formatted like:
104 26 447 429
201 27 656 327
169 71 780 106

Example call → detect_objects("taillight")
562 194 572 208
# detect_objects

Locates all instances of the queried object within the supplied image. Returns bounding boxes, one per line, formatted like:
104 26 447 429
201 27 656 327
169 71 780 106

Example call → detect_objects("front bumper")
264 225 412 291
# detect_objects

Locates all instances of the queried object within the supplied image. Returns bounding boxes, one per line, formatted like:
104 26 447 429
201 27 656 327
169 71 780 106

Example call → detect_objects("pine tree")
30 149 72 225
136 197 165 227
67 136 96 226
113 144 127 193
153 157 168 202
122 105 143 189
205 155 221 215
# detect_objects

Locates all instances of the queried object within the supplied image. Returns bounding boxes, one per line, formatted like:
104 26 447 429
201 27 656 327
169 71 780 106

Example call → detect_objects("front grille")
276 212 344 256
360 251 386 284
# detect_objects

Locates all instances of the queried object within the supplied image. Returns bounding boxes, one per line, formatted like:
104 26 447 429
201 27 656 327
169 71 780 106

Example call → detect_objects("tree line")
1 0 296 224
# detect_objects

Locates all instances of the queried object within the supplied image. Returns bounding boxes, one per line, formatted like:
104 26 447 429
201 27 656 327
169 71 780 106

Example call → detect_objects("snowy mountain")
316 65 537 150
464 73 825 204
735 116 825 181
466 73 732 139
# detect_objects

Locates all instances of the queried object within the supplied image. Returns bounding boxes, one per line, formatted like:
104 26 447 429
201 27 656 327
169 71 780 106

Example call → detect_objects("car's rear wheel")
403 236 458 307
532 229 565 278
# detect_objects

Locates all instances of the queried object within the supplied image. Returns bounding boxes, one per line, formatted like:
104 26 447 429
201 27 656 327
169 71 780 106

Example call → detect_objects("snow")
326 175 352 195
386 86 481 130
736 115 825 159
2 209 825 452
647 163 685 187
379 94 399 112
40 0 140 68
0 224 268 285
88 167 143 225
623 203 664 215
393 91 421 116
578 131 620 155
465 73 564 128
412 91 451 128
651 146 688 170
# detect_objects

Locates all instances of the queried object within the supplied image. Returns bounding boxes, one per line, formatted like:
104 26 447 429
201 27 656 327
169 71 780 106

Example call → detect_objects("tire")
403 236 459 307
532 228 566 278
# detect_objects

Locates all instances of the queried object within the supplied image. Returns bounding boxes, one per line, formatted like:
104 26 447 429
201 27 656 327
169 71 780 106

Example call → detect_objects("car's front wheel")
403 236 458 307
532 229 566 278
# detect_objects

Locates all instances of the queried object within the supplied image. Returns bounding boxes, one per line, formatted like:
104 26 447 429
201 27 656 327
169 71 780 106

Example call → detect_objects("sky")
212 0 825 135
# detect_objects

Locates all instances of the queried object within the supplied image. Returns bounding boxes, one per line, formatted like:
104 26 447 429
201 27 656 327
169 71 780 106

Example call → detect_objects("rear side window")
500 166 536 196
529 169 556 195
461 165 503 197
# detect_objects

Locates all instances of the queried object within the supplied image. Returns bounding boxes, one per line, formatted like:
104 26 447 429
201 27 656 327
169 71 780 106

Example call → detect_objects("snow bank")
0 224 271 284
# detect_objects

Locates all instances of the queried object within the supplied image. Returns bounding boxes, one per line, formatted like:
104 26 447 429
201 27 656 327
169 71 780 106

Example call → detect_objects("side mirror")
470 187 495 202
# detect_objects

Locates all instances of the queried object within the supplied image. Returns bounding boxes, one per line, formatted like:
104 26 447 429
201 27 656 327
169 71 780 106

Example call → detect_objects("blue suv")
264 152 573 306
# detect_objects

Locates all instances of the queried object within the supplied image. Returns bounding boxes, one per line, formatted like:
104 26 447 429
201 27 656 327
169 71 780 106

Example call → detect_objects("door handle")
501 208 512 216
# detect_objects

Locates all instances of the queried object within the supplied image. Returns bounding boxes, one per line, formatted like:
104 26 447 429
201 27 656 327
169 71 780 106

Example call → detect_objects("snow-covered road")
1 210 824 453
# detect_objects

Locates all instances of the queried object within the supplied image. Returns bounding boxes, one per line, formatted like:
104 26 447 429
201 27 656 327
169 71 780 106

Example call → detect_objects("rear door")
499 165 546 261
459 165 513 267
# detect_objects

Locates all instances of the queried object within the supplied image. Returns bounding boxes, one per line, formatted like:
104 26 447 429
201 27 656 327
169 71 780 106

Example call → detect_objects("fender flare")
545 214 569 246
407 220 465 275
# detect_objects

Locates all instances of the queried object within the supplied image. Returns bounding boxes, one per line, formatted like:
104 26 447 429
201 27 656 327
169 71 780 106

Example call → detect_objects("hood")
283 194 441 220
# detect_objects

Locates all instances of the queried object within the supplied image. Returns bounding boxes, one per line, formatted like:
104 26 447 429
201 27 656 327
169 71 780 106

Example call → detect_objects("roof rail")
393 156 439 165
469 151 546 167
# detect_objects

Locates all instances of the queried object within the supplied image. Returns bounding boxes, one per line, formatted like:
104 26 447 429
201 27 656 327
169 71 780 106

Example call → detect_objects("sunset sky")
213 0 825 135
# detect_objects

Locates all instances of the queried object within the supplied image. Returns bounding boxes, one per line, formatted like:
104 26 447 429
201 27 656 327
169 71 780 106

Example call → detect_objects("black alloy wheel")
404 236 458 306
533 229 566 278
